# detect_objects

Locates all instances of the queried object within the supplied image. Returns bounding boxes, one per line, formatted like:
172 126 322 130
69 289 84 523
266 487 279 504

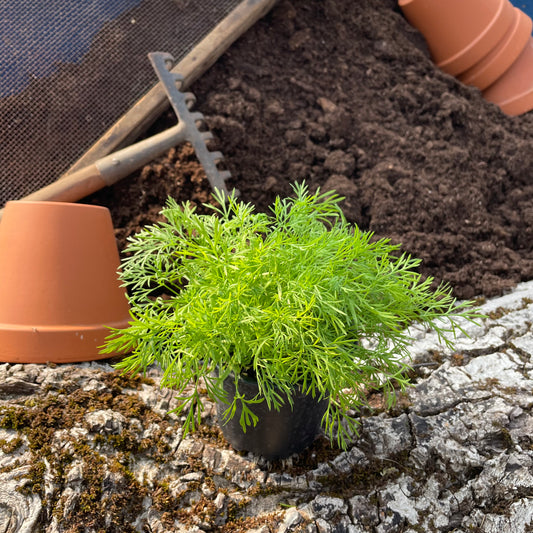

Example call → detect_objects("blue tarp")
0 0 141 96
513 1 533 18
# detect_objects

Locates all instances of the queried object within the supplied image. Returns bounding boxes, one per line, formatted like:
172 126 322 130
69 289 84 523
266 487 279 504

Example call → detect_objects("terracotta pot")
458 7 532 90
399 0 517 77
483 36 533 115
216 372 328 460
0 201 130 364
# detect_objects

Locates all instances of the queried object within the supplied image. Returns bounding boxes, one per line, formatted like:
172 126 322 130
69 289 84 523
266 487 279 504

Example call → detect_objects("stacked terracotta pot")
399 0 533 115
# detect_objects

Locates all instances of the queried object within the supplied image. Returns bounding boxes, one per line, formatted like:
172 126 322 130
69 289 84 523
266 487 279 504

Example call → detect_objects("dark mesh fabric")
0 0 241 206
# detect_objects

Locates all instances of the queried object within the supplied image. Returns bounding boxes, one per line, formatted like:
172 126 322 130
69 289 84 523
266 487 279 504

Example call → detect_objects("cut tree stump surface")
1 281 533 532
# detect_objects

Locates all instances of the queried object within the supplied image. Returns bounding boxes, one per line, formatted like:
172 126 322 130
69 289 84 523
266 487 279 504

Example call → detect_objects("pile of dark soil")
87 0 533 300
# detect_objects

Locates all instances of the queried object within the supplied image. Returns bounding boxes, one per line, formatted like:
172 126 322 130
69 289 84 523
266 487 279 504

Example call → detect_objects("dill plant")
104 182 479 449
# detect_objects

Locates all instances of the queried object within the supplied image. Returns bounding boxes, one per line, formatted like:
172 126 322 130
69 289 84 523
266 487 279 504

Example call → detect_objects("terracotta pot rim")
0 317 131 332
483 35 533 115
0 318 131 364
5 200 108 211
437 0 514 75
487 86 533 115
399 0 517 76
459 7 532 90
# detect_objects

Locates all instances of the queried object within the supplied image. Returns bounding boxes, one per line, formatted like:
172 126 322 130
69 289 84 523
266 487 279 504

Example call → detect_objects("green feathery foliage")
103 182 481 449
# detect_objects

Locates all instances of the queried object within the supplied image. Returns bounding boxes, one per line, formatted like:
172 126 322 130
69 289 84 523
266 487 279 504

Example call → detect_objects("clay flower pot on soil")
483 36 533 115
399 0 519 77
399 0 533 114
103 183 481 458
458 6 532 90
0 201 130 364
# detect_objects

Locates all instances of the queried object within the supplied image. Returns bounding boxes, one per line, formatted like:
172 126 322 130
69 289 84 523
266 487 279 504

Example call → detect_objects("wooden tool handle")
0 122 188 221
14 164 107 203
0 165 107 220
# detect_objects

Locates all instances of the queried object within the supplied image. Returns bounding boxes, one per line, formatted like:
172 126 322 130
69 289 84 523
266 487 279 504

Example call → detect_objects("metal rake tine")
189 112 205 126
218 170 232 181
148 51 230 195
184 92 196 109
209 151 224 163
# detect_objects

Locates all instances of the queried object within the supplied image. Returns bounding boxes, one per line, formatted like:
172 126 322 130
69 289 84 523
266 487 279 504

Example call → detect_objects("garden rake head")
149 51 232 195
0 52 231 219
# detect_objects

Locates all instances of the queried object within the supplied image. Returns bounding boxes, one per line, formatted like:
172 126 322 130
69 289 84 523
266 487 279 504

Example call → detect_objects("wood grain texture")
0 465 42 533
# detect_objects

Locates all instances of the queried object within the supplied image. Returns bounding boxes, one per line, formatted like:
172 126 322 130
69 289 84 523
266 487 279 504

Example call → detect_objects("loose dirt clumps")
88 0 533 300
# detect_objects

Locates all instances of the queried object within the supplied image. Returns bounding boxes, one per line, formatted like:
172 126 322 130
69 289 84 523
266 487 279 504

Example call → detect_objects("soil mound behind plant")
87 0 533 300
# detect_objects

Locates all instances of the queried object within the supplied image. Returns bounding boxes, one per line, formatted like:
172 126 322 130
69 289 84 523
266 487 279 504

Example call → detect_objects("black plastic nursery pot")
216 373 329 460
